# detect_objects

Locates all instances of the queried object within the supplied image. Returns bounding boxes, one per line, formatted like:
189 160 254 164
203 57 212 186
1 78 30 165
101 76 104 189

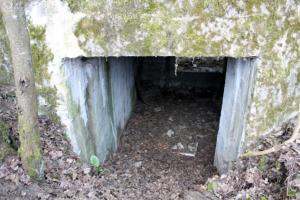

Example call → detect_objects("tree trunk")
0 0 43 179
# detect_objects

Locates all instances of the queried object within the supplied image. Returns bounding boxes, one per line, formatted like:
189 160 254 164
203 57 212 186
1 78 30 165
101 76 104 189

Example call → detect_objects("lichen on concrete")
28 23 59 122
62 0 300 141
8 0 298 160
61 57 135 162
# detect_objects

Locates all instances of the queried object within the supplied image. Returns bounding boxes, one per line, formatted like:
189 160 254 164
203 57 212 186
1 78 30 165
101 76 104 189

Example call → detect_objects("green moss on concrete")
14 0 294 148
28 23 59 122
64 82 95 162
29 23 53 83
64 0 87 12
74 17 109 55
66 0 300 139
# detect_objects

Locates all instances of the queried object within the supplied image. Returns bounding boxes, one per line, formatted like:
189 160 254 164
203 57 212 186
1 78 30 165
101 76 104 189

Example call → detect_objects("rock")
83 167 91 175
21 191 27 197
187 143 198 153
64 189 75 198
184 190 218 200
49 150 63 159
134 161 142 168
154 107 161 112
166 129 175 137
87 191 96 198
172 142 184 150
179 125 186 129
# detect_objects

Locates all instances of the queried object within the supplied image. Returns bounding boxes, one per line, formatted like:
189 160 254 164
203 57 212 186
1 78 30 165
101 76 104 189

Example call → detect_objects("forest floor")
1 84 299 200
0 85 220 199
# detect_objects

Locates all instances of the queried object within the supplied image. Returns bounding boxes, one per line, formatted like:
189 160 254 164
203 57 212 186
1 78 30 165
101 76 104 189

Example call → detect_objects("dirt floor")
0 85 220 199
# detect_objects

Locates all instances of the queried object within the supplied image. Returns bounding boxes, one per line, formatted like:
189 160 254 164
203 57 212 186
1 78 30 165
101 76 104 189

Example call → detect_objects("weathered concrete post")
214 58 257 173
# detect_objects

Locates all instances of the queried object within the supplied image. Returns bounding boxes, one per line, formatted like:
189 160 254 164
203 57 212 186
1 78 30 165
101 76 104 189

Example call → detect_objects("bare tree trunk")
0 0 43 179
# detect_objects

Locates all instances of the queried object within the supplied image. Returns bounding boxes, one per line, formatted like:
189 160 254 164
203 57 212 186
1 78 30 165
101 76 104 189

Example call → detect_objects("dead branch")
242 104 300 158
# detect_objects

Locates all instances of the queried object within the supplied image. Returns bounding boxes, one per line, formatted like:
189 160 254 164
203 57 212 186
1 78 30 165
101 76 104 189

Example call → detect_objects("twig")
242 104 300 158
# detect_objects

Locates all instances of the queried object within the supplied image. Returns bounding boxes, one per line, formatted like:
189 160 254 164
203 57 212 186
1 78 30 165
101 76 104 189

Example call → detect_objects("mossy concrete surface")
29 0 300 143
61 57 135 163
0 0 298 155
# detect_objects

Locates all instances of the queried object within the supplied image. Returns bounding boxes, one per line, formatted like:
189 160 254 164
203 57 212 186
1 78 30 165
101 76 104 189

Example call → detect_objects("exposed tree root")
242 104 300 158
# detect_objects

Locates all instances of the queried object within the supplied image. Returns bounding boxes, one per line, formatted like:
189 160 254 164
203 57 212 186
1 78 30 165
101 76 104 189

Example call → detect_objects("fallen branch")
242 104 300 158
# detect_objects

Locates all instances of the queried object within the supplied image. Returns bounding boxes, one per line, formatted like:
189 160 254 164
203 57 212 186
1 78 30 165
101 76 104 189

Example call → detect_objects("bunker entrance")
63 56 257 180
109 57 226 185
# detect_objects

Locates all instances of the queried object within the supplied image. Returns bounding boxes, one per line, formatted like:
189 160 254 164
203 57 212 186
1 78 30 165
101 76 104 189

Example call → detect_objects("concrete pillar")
214 58 257 173
62 57 135 163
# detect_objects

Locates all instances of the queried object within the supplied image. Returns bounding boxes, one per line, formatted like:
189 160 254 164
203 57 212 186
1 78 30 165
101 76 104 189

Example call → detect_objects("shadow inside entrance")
102 86 221 199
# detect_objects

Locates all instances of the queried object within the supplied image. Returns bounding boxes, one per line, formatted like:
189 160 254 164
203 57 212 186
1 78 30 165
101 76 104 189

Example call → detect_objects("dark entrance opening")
62 56 257 198
105 57 226 189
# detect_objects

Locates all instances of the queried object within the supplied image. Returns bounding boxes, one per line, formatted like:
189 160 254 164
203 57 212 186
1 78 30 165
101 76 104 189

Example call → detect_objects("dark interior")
135 57 227 109
105 57 227 191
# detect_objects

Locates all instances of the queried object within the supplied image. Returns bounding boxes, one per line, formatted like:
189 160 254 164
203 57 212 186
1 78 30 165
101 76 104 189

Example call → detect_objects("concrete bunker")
62 56 257 174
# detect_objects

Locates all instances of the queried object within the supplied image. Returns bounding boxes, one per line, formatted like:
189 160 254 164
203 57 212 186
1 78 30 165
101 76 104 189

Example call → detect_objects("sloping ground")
0 85 219 199
1 84 299 200
190 118 300 200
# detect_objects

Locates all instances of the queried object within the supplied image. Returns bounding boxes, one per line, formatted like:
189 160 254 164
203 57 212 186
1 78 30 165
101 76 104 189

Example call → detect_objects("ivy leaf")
90 155 100 168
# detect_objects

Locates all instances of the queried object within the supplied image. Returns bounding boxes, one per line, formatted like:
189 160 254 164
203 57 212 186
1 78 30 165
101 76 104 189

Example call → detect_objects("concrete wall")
110 57 136 136
214 58 257 173
21 0 300 145
0 0 299 165
140 57 225 91
62 57 135 163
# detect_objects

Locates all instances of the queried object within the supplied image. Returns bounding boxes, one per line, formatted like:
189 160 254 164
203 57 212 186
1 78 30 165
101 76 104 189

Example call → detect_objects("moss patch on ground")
0 121 15 162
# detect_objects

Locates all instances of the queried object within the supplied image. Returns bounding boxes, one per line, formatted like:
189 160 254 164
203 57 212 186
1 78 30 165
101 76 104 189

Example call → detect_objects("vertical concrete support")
62 57 135 163
109 57 136 141
214 58 257 174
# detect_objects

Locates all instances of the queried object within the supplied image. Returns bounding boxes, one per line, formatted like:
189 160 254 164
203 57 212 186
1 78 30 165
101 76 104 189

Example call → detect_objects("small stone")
83 167 91 175
64 189 75 198
21 191 26 197
66 158 74 164
172 142 184 150
49 150 63 159
166 129 175 137
184 191 217 200
187 143 198 153
87 191 95 198
168 117 173 121
134 161 142 168
154 107 161 112
179 125 186 129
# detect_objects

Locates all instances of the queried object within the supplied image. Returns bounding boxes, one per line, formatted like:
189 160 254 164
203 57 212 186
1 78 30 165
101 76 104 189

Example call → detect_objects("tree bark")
0 0 43 179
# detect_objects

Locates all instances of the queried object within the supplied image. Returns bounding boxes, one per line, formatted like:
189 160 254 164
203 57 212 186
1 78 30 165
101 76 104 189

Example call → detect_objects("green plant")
207 181 218 192
287 190 297 197
260 195 268 200
0 120 9 144
90 155 103 174
258 156 268 171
